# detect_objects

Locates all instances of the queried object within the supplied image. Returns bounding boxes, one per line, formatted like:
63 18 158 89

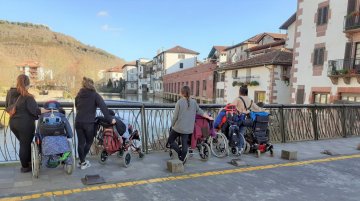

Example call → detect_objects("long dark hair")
181 86 191 108
16 74 33 97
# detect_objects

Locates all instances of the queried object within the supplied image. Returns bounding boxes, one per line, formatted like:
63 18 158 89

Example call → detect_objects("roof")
164 45 199 55
224 33 286 51
246 40 286 52
280 12 297 29
164 62 217 77
121 61 137 69
106 65 123 73
207 45 228 58
16 60 42 68
222 49 293 70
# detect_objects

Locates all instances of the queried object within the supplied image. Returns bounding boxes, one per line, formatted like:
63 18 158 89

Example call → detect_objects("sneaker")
182 152 189 165
80 161 91 170
77 160 89 168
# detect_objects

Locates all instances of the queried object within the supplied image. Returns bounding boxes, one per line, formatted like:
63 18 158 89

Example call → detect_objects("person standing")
5 74 47 173
75 77 115 169
167 86 213 164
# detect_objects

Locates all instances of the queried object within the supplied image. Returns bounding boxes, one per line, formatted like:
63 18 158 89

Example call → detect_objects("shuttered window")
296 88 305 104
317 6 329 26
313 47 325 65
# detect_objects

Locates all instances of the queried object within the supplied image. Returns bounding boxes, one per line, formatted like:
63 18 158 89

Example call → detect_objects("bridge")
0 102 359 200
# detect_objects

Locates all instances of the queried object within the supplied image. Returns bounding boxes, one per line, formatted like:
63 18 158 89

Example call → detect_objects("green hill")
0 20 125 94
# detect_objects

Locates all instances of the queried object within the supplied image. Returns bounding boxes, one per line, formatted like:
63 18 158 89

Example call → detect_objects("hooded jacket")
5 88 40 120
75 88 112 123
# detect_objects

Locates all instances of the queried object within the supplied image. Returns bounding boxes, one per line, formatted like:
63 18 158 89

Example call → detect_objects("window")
254 91 266 103
313 48 325 66
232 70 238 78
180 63 183 68
296 88 305 104
220 73 225 82
160 83 162 90
178 54 185 59
186 81 188 86
314 93 330 104
174 83 176 93
196 81 200 96
178 82 180 93
317 6 329 26
341 93 360 103
191 81 194 95
203 80 206 90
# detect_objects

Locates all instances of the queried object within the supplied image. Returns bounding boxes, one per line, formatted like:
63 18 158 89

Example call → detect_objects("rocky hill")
0 20 125 93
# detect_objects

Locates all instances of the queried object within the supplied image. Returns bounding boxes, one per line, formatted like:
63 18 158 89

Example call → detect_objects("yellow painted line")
1 154 360 201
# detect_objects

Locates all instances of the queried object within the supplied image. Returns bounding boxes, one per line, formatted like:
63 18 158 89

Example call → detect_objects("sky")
0 0 297 62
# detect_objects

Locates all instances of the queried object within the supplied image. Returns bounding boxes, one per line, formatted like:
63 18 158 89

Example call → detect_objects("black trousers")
75 122 96 163
10 118 35 168
167 129 190 161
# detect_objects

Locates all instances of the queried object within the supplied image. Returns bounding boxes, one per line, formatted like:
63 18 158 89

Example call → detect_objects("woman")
167 86 213 164
75 77 115 170
5 74 47 173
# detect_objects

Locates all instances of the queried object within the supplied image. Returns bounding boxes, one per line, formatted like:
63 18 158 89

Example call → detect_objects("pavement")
0 137 360 201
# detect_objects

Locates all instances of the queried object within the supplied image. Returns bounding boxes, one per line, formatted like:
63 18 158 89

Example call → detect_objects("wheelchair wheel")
31 142 40 178
67 139 76 171
244 142 251 154
64 164 73 175
256 150 261 158
122 151 131 168
99 150 108 165
210 133 228 158
199 143 211 161
231 147 239 156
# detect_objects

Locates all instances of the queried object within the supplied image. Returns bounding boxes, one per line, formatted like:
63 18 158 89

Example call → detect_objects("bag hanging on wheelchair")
239 97 254 127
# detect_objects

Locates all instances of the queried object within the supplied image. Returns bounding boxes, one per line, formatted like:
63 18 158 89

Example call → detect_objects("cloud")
97 11 109 17
101 24 122 32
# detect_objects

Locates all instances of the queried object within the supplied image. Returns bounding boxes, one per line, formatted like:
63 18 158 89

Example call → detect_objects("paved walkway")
0 137 360 201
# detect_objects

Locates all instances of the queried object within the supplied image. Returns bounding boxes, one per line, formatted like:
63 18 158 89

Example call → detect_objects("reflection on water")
101 93 174 103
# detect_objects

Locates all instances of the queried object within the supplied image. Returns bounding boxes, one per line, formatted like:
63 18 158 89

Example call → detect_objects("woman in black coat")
75 77 115 170
5 74 47 173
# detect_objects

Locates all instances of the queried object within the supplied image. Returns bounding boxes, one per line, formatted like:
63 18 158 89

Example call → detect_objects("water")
101 93 174 103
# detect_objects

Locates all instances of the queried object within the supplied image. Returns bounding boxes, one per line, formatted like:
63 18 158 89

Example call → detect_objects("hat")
44 100 60 110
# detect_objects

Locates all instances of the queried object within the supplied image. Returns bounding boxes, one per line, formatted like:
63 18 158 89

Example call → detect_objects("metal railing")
328 59 360 76
344 15 360 31
1 101 360 162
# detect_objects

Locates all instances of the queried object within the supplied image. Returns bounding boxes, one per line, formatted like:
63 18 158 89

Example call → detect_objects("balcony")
344 13 360 32
328 59 360 84
232 75 260 87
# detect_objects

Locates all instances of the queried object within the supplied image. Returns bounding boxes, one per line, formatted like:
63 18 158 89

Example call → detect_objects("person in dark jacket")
75 77 115 170
5 74 48 173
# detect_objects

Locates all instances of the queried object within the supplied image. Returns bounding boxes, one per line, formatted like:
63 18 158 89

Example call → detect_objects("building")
207 46 228 64
163 62 217 103
16 60 44 84
103 65 123 88
221 49 293 104
224 33 286 64
290 0 360 104
136 58 152 94
152 45 199 96
122 61 138 94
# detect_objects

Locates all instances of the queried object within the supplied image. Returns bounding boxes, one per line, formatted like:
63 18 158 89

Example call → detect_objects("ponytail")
181 86 191 108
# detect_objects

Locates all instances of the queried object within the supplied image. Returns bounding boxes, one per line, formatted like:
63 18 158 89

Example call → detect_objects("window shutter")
313 49 319 65
323 7 328 24
317 8 322 25
347 0 356 15
296 88 305 104
344 42 353 60
319 48 325 65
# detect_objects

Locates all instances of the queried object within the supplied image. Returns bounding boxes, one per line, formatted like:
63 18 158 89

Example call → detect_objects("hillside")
0 20 125 94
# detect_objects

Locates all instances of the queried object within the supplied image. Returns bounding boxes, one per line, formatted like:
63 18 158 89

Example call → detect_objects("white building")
136 58 152 94
16 61 45 84
152 45 199 96
122 61 138 94
290 0 360 104
103 66 123 88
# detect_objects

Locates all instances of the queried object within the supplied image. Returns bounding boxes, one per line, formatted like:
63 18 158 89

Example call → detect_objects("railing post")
341 105 347 138
311 105 319 141
279 105 286 143
140 104 149 154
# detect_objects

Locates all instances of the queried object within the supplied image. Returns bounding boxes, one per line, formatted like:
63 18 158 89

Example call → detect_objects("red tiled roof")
213 46 228 53
107 65 123 72
222 49 292 70
16 60 41 68
246 40 286 52
225 33 287 51
121 61 137 69
164 45 199 55
164 62 217 77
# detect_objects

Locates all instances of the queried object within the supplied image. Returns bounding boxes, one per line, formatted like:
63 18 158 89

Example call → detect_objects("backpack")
103 127 122 154
228 125 240 147
38 112 66 136
214 104 239 130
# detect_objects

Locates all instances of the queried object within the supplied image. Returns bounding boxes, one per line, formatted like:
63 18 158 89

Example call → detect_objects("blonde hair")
82 77 96 91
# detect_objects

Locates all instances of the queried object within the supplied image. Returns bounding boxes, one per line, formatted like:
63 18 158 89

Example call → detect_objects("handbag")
5 96 21 117
239 96 254 127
